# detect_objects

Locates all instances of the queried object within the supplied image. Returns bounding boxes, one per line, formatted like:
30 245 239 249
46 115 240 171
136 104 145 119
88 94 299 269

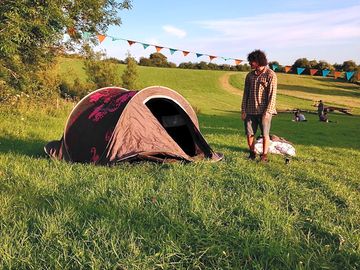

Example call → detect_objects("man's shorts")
244 114 272 136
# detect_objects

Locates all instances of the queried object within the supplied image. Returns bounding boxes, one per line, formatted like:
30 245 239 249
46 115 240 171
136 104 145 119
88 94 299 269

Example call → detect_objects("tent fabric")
45 86 223 164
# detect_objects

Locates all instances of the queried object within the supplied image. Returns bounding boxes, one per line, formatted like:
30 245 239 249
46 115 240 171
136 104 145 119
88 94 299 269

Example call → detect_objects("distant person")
293 110 307 122
317 100 324 120
241 49 277 162
320 111 334 123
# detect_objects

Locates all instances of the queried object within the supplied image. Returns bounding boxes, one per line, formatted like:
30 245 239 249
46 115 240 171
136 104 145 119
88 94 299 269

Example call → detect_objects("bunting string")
81 31 243 65
78 30 359 80
277 65 359 81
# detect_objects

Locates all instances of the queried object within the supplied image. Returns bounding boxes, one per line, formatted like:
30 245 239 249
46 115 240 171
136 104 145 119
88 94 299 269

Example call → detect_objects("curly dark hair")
247 49 268 66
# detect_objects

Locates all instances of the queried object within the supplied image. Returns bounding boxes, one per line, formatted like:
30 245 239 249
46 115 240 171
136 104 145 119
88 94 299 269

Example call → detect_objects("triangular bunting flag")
155 46 163 52
285 66 292 73
142 43 150 49
127 40 135 46
111 36 121 41
182 51 190 56
209 55 216 61
322 69 330 77
310 69 318 76
222 57 230 61
97 34 106 43
196 53 203 58
82 31 91 40
169 48 177 55
272 64 278 71
297 67 305 75
235 59 242 65
333 71 342 79
346 71 355 81
67 27 76 36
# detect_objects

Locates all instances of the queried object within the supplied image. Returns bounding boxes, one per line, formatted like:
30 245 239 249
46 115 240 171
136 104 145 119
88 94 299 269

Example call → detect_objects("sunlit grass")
1 62 359 269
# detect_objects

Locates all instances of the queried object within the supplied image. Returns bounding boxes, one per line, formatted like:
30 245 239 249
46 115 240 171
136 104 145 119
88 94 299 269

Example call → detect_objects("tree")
0 0 132 95
292 58 310 69
309 60 318 68
342 60 357 72
84 45 121 89
333 63 342 71
121 53 138 90
149 53 168 67
316 61 334 71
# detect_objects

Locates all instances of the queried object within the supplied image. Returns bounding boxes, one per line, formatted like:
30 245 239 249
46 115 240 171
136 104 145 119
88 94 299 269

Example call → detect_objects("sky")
97 0 360 66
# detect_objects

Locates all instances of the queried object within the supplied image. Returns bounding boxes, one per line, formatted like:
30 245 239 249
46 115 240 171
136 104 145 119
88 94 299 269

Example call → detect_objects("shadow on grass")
278 83 360 99
0 136 47 158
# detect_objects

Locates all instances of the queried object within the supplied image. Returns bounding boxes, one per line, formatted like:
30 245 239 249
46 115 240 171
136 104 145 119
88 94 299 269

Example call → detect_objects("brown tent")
45 86 223 164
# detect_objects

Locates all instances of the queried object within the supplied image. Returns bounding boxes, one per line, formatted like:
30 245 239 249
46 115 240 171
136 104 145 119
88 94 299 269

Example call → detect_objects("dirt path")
219 72 242 96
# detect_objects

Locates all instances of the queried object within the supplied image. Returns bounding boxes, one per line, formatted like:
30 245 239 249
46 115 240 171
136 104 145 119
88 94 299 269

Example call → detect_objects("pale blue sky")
97 0 360 66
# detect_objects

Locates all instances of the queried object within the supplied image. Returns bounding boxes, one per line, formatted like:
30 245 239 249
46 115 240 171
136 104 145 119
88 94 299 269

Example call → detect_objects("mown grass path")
219 72 242 96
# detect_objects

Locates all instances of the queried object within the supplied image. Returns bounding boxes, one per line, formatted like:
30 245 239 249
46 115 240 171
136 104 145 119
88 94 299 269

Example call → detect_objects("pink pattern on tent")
90 147 99 163
105 129 113 142
88 91 136 122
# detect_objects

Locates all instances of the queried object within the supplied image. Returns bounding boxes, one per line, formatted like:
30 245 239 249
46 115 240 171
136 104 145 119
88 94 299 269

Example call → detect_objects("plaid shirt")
241 67 277 115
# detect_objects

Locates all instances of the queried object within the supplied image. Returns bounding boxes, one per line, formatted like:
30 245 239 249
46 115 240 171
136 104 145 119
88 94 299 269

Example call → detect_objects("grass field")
1 60 360 269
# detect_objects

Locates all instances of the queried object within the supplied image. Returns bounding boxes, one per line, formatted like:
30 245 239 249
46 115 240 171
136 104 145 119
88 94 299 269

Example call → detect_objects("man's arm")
241 74 250 120
264 73 277 114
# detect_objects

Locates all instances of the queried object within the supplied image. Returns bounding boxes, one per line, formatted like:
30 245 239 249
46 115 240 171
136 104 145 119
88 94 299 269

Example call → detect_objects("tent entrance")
145 98 196 156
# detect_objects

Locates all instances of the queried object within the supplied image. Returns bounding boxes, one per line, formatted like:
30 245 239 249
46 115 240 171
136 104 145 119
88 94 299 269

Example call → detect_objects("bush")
59 79 95 100
121 55 138 90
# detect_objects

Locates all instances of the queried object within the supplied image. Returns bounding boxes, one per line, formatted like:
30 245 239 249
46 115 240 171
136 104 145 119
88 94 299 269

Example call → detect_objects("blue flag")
346 71 355 80
297 67 305 75
322 70 330 77
272 64 278 71
142 43 149 49
169 48 177 55
82 32 91 40
196 53 203 58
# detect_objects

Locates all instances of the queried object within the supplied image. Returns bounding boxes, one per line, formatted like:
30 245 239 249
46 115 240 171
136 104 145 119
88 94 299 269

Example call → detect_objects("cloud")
162 25 187 38
195 5 360 47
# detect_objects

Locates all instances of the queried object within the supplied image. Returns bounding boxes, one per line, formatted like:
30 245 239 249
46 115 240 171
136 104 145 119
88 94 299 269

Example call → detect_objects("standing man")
317 100 324 120
241 49 277 162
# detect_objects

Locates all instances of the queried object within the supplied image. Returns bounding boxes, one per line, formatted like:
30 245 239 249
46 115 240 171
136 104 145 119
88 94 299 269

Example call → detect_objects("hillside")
0 59 359 269
58 57 360 115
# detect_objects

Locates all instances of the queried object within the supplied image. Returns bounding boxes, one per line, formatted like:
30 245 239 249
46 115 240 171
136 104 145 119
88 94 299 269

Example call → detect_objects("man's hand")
241 111 246 120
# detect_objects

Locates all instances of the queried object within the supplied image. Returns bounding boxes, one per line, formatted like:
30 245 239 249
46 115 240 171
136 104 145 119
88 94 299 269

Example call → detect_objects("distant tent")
45 86 223 164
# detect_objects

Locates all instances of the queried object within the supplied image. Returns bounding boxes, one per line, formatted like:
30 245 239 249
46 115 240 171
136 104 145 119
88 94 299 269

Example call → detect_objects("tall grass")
1 60 359 269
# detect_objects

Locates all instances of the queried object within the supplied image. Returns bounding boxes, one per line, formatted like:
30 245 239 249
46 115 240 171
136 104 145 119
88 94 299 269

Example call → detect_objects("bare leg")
247 135 255 152
262 134 270 155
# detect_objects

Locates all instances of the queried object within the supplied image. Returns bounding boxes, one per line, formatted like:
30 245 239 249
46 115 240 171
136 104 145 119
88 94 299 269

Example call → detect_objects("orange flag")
97 34 106 43
127 40 135 46
357 72 360 81
235 59 242 65
284 66 292 73
155 46 163 52
67 27 76 36
310 69 318 76
334 71 342 79
182 51 190 56
209 55 216 61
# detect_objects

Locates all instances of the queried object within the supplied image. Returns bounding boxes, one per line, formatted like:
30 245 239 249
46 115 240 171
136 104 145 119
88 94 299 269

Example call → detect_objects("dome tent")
45 86 223 164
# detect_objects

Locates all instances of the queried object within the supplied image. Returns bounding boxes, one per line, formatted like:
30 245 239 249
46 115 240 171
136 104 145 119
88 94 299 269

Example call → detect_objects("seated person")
293 110 307 122
319 112 329 122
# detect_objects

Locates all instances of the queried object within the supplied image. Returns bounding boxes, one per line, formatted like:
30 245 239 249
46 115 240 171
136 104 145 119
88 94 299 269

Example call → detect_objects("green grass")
1 61 360 269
